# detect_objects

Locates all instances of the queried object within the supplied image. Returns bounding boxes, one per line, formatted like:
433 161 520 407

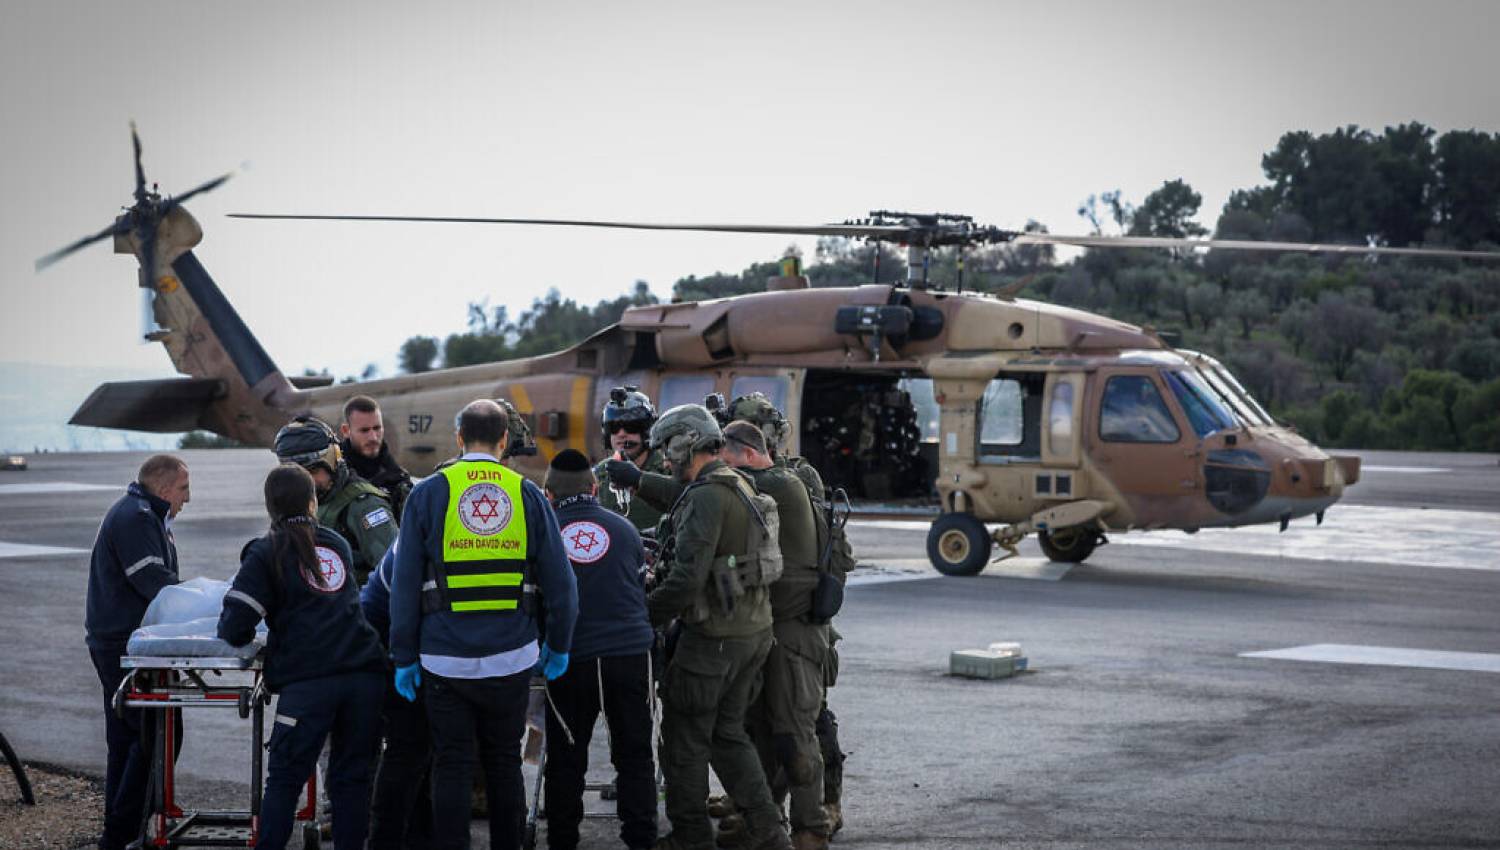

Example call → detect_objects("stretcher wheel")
301 823 322 849
238 692 250 719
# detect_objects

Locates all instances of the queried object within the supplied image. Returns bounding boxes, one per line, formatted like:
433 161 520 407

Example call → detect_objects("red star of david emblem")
470 493 501 523
319 553 339 582
569 527 601 554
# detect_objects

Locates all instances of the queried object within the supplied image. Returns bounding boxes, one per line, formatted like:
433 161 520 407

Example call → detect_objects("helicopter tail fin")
120 230 305 445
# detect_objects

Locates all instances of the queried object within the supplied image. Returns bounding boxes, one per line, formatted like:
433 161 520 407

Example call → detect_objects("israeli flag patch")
362 507 392 529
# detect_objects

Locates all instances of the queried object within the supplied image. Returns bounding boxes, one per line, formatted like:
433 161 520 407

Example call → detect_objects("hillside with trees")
399 123 1500 452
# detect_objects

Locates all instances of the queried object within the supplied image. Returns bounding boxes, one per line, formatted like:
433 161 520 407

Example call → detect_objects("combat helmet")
726 392 791 456
274 416 342 474
648 404 723 467
495 398 537 459
601 385 657 449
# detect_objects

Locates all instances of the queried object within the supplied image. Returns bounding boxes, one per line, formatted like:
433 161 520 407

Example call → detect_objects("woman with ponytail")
218 464 386 849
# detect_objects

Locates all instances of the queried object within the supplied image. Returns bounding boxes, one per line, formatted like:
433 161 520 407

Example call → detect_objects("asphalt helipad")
2 449 1498 848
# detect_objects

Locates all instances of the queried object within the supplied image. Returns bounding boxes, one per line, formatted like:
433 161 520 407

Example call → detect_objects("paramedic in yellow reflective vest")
389 399 578 850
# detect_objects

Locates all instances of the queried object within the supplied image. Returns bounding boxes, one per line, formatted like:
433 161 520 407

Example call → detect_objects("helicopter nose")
1204 448 1271 515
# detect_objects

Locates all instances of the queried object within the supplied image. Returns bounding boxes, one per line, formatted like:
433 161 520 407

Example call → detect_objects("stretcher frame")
115 655 320 849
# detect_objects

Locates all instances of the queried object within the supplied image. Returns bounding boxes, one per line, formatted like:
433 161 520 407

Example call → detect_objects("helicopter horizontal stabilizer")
70 378 227 433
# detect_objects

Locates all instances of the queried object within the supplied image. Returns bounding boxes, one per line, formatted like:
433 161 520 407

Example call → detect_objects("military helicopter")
38 128 1500 575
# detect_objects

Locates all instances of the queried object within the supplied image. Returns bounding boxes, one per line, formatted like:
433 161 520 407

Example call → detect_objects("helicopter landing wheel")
1038 527 1098 563
927 513 992 576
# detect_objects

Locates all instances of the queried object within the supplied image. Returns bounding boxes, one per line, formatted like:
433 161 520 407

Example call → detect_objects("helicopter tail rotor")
36 124 235 295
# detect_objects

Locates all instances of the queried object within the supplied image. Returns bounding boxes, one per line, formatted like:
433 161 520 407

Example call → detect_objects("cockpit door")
1087 369 1200 506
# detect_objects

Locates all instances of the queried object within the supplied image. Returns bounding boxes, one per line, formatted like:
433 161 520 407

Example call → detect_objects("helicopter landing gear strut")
926 499 1114 575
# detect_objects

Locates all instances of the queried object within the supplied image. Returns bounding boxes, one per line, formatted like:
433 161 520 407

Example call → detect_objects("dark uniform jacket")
389 456 578 667
217 525 386 692
359 545 397 646
647 460 772 638
85 483 180 652
552 494 654 663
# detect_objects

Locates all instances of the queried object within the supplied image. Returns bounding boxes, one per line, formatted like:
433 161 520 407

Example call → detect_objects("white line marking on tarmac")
0 482 116 496
847 571 941 587
853 504 1500 572
1361 465 1450 474
0 541 87 559
1241 644 1500 674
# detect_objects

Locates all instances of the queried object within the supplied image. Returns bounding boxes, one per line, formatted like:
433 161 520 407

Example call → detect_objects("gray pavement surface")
2 448 1499 849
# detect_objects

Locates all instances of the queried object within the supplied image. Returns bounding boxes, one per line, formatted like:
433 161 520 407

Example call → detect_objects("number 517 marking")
408 414 433 434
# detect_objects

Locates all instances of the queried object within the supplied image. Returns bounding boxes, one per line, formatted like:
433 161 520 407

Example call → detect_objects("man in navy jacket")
542 449 658 850
85 454 189 850
389 400 577 850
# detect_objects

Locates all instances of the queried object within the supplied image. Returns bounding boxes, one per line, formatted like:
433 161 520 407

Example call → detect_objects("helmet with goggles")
601 385 657 449
273 416 343 474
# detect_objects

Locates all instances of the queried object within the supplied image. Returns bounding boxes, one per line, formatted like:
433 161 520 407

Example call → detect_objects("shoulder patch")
361 507 392 530
561 520 611 565
308 545 349 593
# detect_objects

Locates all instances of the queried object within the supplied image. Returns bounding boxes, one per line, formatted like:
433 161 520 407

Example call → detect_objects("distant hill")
0 362 180 453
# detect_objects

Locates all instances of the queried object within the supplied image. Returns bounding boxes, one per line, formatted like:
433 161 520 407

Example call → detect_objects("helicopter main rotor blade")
1012 232 1500 261
227 213 910 241
131 121 147 204
161 171 235 212
35 218 129 272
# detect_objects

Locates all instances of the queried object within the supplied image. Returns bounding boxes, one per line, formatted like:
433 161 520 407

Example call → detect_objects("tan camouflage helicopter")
38 128 1500 575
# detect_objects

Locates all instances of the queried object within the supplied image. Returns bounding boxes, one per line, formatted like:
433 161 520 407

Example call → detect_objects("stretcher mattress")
126 576 266 659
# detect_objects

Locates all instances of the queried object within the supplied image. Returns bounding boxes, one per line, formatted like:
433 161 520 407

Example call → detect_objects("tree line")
396 123 1500 452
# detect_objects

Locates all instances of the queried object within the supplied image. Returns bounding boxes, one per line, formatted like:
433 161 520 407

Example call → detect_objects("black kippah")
550 448 591 472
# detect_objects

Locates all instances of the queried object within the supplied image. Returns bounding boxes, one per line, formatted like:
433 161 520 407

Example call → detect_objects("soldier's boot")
823 803 842 839
707 795 738 819
791 830 830 850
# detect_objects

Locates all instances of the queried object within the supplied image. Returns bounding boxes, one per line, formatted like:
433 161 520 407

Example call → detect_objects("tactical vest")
422 459 530 614
677 465 783 622
319 479 388 556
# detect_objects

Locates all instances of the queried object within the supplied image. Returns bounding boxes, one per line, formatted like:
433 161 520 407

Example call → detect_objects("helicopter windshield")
1162 370 1236 437
1176 351 1277 427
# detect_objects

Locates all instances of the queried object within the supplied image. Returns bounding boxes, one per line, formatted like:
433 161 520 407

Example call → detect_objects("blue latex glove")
394 663 421 702
537 645 570 681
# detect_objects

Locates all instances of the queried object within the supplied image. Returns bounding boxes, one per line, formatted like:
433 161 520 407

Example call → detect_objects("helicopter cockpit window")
1194 366 1259 426
1210 364 1276 426
979 375 1043 461
1100 375 1180 443
730 376 788 413
659 375 716 411
1163 370 1235 438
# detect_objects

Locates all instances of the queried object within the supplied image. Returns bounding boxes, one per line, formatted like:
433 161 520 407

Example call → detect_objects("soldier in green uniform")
719 421 830 850
647 404 790 850
594 386 671 533
274 417 398 586
718 394 850 839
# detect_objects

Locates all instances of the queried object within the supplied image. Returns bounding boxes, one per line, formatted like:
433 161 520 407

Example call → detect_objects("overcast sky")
3 0 1496 380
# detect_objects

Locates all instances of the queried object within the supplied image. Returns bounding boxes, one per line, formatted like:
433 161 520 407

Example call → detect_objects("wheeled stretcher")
114 654 320 849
